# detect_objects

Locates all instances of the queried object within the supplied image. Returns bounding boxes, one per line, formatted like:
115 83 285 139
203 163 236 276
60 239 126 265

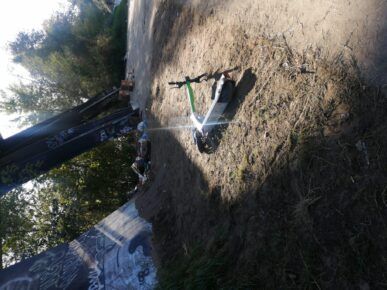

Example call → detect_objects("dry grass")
138 2 387 288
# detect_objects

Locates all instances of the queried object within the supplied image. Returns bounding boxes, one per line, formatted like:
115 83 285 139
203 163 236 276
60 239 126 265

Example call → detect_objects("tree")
3 0 128 121
0 188 35 269
0 0 132 267
36 137 138 242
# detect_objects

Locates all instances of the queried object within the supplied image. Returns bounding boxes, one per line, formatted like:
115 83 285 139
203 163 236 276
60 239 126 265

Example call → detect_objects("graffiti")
84 224 156 289
0 277 35 290
120 126 132 134
102 234 156 290
100 130 108 142
138 268 150 284
0 108 139 197
29 249 67 289
46 128 76 150
129 231 152 256
87 268 103 290
0 201 157 290
58 243 84 289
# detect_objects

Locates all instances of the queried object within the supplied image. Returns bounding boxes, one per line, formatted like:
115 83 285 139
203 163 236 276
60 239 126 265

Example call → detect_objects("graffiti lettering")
88 267 103 290
29 250 66 289
0 277 34 290
58 245 83 289
0 202 157 290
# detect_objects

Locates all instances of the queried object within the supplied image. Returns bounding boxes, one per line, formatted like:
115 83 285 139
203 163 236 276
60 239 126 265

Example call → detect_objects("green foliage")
37 137 137 241
1 138 137 267
1 0 132 267
2 0 128 123
0 188 36 269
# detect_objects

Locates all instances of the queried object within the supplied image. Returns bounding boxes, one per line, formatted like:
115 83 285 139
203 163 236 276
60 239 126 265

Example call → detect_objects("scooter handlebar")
168 73 208 88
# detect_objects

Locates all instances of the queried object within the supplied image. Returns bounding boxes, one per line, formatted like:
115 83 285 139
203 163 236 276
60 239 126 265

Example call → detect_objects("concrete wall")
0 201 157 290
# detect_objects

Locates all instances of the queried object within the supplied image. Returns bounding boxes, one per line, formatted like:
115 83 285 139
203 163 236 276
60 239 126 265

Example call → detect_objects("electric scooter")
169 72 236 153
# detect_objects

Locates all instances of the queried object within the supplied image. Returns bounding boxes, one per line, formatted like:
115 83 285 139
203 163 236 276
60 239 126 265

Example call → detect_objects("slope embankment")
127 0 387 288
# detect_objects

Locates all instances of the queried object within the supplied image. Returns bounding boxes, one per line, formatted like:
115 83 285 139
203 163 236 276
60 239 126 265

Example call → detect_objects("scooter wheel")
194 130 206 153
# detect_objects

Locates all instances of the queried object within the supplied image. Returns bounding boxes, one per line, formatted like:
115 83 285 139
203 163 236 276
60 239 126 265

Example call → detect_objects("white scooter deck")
190 74 231 135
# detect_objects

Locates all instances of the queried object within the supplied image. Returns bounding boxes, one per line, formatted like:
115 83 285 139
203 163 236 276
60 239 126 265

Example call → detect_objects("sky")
0 0 69 138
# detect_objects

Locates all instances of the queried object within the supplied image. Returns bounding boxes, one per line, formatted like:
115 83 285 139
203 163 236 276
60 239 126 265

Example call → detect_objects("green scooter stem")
186 80 196 113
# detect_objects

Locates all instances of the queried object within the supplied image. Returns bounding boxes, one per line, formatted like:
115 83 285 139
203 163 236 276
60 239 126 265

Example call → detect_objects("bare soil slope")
128 0 387 288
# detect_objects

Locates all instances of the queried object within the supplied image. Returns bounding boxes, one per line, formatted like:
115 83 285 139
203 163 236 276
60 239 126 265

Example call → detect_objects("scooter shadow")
205 68 257 154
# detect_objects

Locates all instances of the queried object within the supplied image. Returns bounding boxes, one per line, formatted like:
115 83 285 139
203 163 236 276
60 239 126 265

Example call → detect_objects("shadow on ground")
145 72 387 289
135 1 387 288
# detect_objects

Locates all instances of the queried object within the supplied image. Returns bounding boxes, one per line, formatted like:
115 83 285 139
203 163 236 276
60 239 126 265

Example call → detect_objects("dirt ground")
127 0 387 288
